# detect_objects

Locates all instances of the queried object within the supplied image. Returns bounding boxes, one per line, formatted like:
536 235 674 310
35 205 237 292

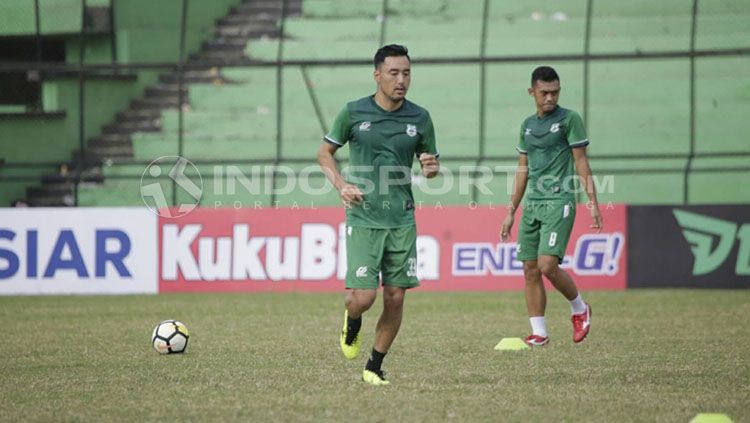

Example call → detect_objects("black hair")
374 44 410 69
531 66 560 86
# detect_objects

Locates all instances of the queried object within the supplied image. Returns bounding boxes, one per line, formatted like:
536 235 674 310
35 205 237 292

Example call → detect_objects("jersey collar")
370 95 406 113
535 105 560 120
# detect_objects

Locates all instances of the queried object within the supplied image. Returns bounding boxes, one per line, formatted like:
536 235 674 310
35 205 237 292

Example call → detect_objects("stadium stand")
0 0 748 207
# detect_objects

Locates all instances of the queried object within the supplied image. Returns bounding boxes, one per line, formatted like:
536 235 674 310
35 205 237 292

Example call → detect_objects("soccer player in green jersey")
317 44 439 385
500 66 602 346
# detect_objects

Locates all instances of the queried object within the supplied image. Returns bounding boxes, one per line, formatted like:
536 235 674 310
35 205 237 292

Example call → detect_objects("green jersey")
325 96 438 228
517 106 589 202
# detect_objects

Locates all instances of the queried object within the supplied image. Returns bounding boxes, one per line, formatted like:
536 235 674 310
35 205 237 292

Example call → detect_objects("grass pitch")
1 290 748 422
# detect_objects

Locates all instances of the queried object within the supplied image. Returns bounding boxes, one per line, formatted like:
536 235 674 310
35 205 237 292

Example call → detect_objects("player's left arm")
572 147 602 233
419 153 439 178
567 111 602 232
417 113 440 179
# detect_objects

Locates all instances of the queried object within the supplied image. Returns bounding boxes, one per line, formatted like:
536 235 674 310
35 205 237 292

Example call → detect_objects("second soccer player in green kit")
317 44 439 385
501 66 602 347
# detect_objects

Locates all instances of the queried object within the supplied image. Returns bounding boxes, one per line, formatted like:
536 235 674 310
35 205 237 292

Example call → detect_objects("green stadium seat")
588 60 691 156
589 158 687 205
688 157 750 204
688 171 750 204
487 0 587 56
696 0 750 50
695 57 750 155
78 180 147 206
590 0 692 53
188 163 275 209
272 161 339 207
417 160 495 206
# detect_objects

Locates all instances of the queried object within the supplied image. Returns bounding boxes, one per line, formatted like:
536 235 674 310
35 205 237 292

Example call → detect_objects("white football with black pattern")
151 320 189 354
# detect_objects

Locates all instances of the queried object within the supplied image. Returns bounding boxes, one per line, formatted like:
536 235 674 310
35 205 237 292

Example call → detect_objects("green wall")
0 73 160 163
113 0 241 63
0 0 81 36
0 0 241 206
0 73 159 205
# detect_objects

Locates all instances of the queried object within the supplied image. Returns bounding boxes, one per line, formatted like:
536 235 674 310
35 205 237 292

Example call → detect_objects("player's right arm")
500 125 530 242
317 105 362 206
500 154 528 242
317 142 362 206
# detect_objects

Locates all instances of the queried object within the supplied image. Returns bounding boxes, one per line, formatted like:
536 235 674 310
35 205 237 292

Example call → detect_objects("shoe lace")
373 369 386 380
344 328 359 346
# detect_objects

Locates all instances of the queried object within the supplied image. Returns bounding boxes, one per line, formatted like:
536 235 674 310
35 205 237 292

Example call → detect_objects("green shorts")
345 225 419 290
517 200 576 262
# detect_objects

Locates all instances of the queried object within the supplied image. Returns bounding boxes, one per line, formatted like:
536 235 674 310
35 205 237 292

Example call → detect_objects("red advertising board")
158 205 626 292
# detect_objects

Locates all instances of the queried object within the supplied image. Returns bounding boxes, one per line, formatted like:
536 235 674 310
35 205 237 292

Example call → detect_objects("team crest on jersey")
359 121 371 131
406 124 417 137
525 128 531 135
550 123 560 133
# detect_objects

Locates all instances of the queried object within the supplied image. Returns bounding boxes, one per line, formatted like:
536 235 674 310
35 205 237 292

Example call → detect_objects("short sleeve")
324 106 351 147
516 125 528 154
566 111 589 148
416 112 439 158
